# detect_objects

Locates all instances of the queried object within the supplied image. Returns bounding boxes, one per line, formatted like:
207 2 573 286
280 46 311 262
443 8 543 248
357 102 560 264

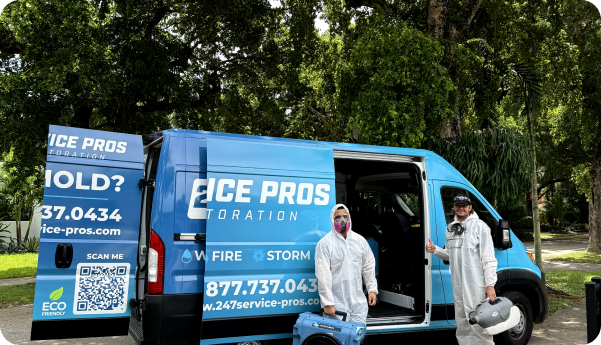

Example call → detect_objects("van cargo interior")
334 158 425 325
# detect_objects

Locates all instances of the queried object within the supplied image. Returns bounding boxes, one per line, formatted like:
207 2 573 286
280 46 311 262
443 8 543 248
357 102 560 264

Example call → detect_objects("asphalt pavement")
0 304 135 345
523 233 589 260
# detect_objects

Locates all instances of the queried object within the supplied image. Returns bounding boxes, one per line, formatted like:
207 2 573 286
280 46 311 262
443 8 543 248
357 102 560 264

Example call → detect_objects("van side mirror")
494 219 513 250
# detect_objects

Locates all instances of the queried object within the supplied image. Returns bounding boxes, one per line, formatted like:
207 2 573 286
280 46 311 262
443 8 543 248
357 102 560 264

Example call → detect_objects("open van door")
200 138 335 343
31 125 144 340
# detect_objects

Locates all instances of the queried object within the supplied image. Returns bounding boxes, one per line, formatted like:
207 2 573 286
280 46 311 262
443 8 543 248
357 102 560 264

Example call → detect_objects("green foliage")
3 238 21 254
335 15 458 147
21 236 39 253
427 128 532 212
0 149 44 244
0 283 36 308
545 194 576 230
571 164 591 200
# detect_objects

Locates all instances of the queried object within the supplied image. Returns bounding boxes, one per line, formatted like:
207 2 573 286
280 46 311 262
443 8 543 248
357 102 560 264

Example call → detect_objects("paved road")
524 235 589 260
0 301 590 345
543 260 601 271
530 298 588 345
0 304 463 345
0 277 35 287
0 304 135 345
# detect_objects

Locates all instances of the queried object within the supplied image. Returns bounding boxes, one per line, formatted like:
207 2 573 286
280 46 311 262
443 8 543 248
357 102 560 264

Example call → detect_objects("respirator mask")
447 222 466 235
334 214 351 233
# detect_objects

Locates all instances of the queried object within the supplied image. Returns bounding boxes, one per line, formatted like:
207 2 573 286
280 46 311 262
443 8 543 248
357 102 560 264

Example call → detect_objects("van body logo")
182 249 192 264
42 287 67 316
253 249 265 262
187 178 331 220
50 287 63 300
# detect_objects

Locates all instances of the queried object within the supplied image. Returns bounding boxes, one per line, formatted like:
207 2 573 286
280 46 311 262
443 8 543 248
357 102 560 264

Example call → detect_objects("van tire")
493 291 533 345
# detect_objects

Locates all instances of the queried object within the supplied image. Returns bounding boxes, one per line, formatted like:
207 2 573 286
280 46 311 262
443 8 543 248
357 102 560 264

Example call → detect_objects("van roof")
158 128 472 186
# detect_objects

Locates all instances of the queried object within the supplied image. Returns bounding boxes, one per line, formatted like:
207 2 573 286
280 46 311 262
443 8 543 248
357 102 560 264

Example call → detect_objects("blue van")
31 126 547 345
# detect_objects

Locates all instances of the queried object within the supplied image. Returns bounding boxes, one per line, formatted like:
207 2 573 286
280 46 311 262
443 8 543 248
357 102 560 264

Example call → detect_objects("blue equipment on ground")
293 309 366 345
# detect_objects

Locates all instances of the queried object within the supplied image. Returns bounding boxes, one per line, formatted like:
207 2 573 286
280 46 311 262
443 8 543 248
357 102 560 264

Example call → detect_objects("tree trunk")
439 112 461 140
587 120 601 252
15 206 21 246
527 112 542 269
24 207 34 240
427 0 449 38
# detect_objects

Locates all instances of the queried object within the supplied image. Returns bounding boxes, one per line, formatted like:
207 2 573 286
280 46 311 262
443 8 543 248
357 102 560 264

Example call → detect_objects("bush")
540 224 555 232
22 237 39 253
1 238 21 254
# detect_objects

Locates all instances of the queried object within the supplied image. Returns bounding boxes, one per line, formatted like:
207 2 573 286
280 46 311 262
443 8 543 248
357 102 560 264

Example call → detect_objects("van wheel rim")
510 304 526 338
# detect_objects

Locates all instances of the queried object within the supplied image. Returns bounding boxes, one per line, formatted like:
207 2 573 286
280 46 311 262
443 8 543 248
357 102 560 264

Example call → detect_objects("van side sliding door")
200 139 336 343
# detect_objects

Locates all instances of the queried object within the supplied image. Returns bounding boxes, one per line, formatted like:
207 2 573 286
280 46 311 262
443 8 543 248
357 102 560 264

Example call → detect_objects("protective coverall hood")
330 203 352 233
314 204 377 324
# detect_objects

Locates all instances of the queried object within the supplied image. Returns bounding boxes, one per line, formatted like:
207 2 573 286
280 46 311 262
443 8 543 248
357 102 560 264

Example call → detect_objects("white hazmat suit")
314 204 378 323
432 212 498 345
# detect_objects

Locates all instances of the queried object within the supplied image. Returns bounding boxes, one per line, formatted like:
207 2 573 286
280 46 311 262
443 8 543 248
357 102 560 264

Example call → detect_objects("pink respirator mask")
334 219 351 233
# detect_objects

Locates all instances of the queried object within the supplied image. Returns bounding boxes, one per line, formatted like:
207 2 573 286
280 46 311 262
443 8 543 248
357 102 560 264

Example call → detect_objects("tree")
300 13 459 147
545 194 575 230
0 0 320 166
427 128 532 213
0 150 44 245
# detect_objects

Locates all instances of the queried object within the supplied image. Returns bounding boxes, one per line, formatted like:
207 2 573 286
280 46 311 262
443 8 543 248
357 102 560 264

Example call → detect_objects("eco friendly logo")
253 249 265 262
50 287 63 301
182 249 192 264
42 287 67 316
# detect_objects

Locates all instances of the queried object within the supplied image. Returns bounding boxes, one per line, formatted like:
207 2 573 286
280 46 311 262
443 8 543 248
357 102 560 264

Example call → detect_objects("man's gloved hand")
324 305 336 317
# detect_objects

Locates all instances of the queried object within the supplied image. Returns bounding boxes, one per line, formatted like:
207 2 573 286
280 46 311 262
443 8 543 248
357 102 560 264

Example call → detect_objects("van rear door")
199 138 335 343
31 125 144 340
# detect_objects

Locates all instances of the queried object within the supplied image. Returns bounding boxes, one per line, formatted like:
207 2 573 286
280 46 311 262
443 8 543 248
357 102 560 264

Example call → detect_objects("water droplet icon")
182 249 192 263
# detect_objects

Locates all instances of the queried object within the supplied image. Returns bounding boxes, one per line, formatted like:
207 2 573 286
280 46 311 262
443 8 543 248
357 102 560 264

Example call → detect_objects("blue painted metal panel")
428 183 446 307
152 134 208 295
157 129 470 183
202 139 336 319
32 126 143 323
507 231 541 277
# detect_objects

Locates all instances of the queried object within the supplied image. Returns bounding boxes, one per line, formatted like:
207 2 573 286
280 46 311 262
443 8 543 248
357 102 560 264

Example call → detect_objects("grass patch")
543 270 599 317
547 250 601 264
540 233 577 240
545 270 601 297
547 295 578 316
0 283 35 308
0 253 38 279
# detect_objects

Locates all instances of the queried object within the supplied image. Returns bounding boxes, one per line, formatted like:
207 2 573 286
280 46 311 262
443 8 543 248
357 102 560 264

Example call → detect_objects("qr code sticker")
73 263 130 315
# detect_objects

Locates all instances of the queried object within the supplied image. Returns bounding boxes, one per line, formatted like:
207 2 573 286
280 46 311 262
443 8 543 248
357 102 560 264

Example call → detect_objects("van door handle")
55 243 73 268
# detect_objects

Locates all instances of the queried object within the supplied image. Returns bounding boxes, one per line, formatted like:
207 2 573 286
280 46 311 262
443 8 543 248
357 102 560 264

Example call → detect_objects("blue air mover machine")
292 309 366 345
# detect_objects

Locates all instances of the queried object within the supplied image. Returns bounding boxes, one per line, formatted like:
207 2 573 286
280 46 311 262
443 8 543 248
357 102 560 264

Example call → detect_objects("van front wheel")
493 291 533 345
